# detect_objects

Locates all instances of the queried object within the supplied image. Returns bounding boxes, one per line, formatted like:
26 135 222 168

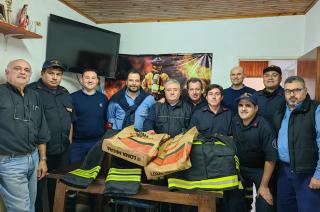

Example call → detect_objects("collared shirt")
232 115 278 168
255 86 285 124
223 85 256 113
189 105 232 137
107 89 155 130
0 83 50 154
28 79 76 155
278 103 320 179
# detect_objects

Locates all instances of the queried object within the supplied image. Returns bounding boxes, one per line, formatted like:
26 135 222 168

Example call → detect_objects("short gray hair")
230 66 243 74
165 79 180 88
284 76 305 87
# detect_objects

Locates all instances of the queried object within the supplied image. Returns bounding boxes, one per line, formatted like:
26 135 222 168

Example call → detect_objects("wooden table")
48 164 223 212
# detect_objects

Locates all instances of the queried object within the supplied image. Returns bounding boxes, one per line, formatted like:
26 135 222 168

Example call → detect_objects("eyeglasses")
284 88 305 95
13 105 31 122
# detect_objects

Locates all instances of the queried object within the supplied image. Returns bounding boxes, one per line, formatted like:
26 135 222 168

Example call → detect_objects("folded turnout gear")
60 130 119 188
102 126 169 166
104 156 143 196
168 134 240 191
144 127 198 180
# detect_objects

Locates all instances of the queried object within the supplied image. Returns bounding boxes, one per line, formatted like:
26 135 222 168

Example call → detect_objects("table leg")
53 180 67 212
198 194 216 212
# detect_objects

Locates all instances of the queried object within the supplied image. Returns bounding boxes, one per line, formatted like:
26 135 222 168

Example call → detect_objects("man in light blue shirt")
274 76 320 212
107 70 155 130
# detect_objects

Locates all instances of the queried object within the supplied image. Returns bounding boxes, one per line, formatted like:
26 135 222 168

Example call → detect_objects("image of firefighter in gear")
141 57 169 101
232 93 278 212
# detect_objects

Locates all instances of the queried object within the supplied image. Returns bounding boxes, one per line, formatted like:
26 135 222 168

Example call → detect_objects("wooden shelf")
0 21 42 39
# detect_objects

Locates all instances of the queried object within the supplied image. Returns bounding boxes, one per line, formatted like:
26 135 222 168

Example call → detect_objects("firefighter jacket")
61 130 143 196
168 134 240 191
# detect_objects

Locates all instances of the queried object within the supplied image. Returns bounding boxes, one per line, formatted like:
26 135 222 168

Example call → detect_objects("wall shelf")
0 21 42 39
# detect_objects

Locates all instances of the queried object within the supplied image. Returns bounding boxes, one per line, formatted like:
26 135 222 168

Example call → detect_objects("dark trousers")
277 162 320 212
240 166 274 212
36 149 70 212
69 141 98 164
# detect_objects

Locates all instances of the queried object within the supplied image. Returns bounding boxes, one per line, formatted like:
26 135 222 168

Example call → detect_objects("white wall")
0 0 95 90
0 0 306 92
102 16 304 88
304 0 320 53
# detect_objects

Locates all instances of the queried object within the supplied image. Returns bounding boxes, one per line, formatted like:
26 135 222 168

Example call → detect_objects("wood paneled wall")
240 61 268 77
297 47 320 100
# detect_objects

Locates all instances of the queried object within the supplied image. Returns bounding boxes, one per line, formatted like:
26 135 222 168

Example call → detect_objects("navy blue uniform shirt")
254 86 285 125
232 114 278 168
189 105 233 138
28 79 75 155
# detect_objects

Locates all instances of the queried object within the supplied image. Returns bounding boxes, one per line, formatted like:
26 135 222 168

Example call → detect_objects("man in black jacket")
143 79 192 138
274 76 320 212
182 77 207 113
28 59 75 211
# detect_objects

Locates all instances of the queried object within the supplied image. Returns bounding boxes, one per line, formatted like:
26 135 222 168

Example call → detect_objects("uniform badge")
66 107 73 112
99 103 103 108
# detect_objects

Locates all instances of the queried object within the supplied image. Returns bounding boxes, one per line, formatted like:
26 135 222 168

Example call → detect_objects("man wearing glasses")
274 76 320 211
0 59 50 212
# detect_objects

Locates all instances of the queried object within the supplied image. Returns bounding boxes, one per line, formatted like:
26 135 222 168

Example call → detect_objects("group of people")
0 58 319 212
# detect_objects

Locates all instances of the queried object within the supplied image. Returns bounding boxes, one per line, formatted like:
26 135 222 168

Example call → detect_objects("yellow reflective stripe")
214 141 226 146
70 166 101 173
192 141 203 145
69 166 101 178
106 175 141 182
108 168 142 175
168 175 239 190
69 171 99 179
238 181 244 189
245 195 253 198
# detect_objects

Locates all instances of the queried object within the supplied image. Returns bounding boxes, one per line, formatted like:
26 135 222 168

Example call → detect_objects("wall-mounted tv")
46 14 120 78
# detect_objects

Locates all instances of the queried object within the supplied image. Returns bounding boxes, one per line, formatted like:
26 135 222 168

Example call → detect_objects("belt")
0 152 33 157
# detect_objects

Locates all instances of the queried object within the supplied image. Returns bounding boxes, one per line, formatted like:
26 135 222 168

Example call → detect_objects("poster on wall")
104 53 212 99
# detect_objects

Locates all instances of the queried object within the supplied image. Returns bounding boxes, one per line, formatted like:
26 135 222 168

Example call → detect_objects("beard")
128 86 139 93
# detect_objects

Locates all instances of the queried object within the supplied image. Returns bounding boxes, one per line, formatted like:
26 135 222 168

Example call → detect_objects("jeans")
0 149 39 212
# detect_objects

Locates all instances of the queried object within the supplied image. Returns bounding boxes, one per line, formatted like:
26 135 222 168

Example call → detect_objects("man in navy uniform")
255 65 285 124
28 59 75 211
232 93 278 212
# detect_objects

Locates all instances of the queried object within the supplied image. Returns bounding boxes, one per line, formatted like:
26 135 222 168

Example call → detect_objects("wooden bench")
48 164 223 212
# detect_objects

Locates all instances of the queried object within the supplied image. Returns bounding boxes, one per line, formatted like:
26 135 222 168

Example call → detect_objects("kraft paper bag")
102 126 169 166
144 127 198 179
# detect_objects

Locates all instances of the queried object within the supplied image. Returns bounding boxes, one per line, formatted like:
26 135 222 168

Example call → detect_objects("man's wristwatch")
40 156 47 161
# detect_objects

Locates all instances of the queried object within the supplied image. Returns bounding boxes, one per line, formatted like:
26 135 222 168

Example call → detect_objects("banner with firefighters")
104 53 212 100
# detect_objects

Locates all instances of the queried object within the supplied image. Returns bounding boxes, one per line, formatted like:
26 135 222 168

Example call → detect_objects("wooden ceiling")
60 0 319 23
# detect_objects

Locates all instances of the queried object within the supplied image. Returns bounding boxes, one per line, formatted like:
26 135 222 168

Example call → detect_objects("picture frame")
0 3 5 22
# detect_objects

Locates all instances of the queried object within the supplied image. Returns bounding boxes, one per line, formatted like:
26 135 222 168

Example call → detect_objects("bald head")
230 66 244 88
5 59 32 92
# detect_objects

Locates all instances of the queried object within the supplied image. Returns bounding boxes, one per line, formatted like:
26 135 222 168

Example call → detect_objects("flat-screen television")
46 14 120 78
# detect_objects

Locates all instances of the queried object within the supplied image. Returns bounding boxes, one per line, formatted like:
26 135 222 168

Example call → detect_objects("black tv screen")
46 14 120 78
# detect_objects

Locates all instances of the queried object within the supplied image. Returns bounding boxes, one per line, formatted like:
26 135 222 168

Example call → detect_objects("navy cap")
263 65 282 76
42 59 66 71
237 93 257 105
